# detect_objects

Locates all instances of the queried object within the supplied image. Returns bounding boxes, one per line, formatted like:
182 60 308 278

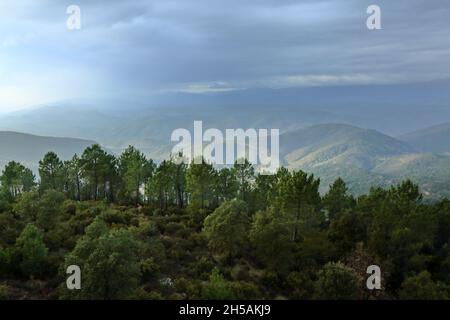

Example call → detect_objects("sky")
0 0 449 112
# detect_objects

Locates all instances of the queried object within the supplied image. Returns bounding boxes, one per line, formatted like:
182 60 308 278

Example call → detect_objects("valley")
1 104 449 200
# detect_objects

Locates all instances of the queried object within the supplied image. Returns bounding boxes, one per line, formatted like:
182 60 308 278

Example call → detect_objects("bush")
0 212 22 248
15 224 48 278
101 209 133 226
0 247 12 275
133 287 163 300
261 271 281 289
202 268 235 300
0 284 10 300
230 281 262 299
190 256 215 280
187 232 207 248
287 272 315 299
63 200 77 216
230 262 250 281
314 262 359 300
133 220 159 239
164 222 186 236
140 257 160 280
165 206 185 216
174 277 200 299
399 271 449 300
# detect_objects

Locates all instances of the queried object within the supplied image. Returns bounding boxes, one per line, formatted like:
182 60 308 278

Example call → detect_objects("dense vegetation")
0 144 449 300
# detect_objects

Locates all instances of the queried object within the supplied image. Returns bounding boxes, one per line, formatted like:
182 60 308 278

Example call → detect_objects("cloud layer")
0 0 449 110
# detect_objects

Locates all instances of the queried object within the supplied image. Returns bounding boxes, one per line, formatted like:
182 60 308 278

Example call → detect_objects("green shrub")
140 257 160 280
314 262 359 300
0 284 10 300
261 271 281 289
174 277 200 299
202 268 235 300
230 281 262 299
164 222 186 236
287 272 315 300
399 271 449 300
191 256 215 280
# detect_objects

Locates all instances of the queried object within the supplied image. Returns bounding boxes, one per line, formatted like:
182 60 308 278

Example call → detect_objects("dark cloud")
0 0 449 110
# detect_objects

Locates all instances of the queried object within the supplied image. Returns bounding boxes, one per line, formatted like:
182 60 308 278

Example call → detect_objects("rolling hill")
280 124 414 170
280 124 450 198
1 109 450 199
373 153 450 198
398 122 450 153
0 131 96 173
0 104 352 160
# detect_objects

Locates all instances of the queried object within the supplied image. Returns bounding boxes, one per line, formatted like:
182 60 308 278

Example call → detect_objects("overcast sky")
0 0 449 112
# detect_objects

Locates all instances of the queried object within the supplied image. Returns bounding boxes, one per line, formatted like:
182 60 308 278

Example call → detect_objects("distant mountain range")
0 101 450 199
398 122 450 153
0 131 96 173
279 124 450 198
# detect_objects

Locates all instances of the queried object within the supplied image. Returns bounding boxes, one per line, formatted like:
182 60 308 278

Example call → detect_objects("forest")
0 144 449 300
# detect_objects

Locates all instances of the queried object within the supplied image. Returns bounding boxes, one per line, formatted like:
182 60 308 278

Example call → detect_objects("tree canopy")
0 145 448 300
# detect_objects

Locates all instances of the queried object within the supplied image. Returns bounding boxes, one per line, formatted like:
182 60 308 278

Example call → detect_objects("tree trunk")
292 200 301 242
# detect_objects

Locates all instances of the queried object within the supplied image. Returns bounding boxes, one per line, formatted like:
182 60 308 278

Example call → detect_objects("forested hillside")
281 124 450 199
399 122 450 153
0 145 449 300
2 125 450 199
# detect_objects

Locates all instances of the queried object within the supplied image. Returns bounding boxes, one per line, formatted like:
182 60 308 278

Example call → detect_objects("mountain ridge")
1 123 449 199
398 122 450 153
0 131 97 173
